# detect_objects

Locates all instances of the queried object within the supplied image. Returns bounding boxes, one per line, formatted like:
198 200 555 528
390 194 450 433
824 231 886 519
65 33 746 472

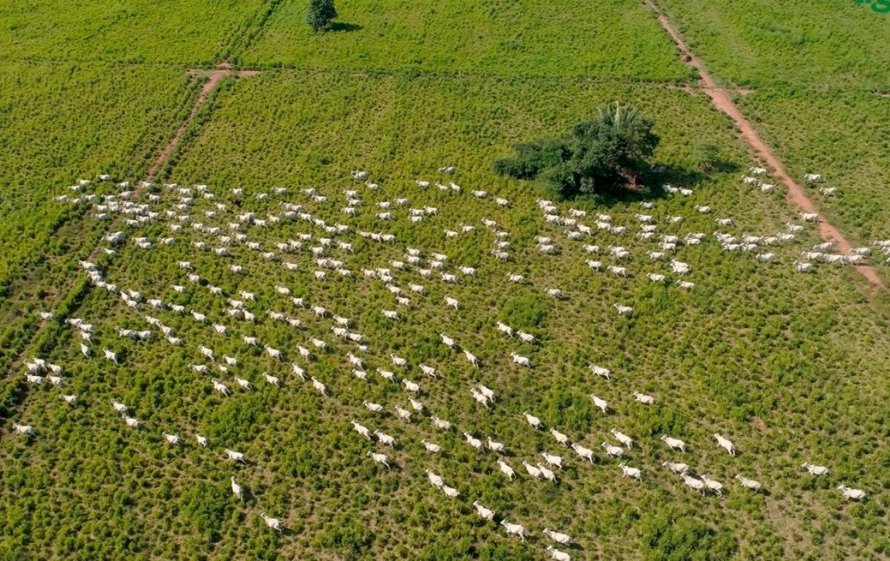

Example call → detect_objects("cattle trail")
642 0 884 289
148 62 260 182
1 62 260 386
87 61 258 251
89 63 259 261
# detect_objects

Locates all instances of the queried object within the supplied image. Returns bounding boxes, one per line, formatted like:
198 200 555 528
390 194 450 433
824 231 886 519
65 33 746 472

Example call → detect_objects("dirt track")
84 64 258 266
642 0 884 289
146 62 259 182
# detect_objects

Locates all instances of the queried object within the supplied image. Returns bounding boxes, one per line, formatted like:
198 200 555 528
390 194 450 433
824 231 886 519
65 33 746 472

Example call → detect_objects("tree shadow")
329 22 363 32
587 163 716 208
648 163 708 189
708 159 741 174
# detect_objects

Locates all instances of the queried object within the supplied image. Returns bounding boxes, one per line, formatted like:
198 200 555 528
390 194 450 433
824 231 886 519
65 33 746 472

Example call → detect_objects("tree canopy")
307 0 337 32
494 102 660 198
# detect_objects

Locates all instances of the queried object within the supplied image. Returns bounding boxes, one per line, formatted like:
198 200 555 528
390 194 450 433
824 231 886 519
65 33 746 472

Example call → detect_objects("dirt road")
642 0 883 288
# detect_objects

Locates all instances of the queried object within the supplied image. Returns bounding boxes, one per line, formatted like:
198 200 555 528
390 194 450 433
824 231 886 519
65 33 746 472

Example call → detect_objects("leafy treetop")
494 102 660 199
308 0 338 32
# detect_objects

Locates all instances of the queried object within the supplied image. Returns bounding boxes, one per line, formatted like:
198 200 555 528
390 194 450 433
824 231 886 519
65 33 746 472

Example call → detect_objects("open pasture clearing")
656 0 890 90
1 1 888 560
2 69 888 561
0 0 266 64
244 0 691 80
0 62 201 374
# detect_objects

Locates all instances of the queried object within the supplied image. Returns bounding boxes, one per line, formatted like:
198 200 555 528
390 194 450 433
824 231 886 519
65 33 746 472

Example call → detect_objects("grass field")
0 0 266 64
657 0 890 90
0 62 199 375
243 0 692 80
1 2 888 561
657 0 890 261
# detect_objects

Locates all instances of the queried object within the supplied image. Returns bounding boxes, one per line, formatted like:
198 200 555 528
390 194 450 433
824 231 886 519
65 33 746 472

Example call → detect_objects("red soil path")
146 62 259 182
642 0 883 288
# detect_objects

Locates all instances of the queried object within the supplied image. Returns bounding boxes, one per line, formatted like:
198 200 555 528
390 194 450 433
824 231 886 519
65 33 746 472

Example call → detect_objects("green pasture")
1 2 888 560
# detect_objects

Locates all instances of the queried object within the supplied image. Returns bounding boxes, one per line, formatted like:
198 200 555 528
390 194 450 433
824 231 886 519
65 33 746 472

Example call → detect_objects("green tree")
307 0 337 32
494 102 659 198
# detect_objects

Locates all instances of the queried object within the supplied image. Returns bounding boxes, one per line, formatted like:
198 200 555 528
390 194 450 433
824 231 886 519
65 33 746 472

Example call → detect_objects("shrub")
494 102 660 198
500 292 548 328
307 0 337 32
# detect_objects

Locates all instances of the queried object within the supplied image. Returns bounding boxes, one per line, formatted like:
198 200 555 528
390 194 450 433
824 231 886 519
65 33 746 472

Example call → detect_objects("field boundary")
641 0 884 289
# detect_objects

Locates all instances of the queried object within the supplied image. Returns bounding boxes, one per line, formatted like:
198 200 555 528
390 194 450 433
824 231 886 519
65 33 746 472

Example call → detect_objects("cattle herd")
13 165 875 558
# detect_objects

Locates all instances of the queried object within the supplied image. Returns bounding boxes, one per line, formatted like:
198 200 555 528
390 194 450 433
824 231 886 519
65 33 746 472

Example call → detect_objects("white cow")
523 412 543 429
802 462 829 476
681 473 707 494
663 462 689 474
511 352 531 367
541 452 563 469
701 475 724 495
804 173 822 184
589 364 612 380
619 463 642 480
735 475 763 492
546 546 571 561
464 350 479 367
431 416 452 431
610 429 633 449
571 443 595 463
363 401 384 414
12 423 35 436
590 395 609 414
367 451 391 468
543 528 572 545
500 520 527 541
261 513 282 533
714 433 736 456
837 485 866 501
473 501 495 522
351 421 372 440
497 459 516 480
602 442 624 458
661 435 686 452
550 428 570 447
613 304 633 315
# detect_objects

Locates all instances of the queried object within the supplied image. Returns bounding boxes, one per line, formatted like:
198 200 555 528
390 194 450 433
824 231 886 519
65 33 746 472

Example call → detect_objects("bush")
316 518 374 560
500 292 548 328
307 0 337 32
493 139 570 180
494 102 659 198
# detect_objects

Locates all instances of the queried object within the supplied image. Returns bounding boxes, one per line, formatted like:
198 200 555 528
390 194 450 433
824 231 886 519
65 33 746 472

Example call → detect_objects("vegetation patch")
494 103 660 200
